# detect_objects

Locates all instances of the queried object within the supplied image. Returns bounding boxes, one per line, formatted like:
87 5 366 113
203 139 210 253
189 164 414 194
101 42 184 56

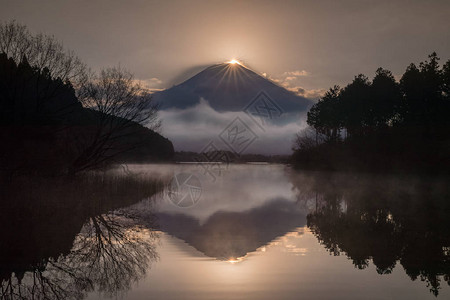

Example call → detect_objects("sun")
228 59 241 65
226 256 245 264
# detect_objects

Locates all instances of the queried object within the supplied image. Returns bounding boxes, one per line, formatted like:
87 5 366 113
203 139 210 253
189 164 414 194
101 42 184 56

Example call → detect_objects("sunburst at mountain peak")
227 59 241 65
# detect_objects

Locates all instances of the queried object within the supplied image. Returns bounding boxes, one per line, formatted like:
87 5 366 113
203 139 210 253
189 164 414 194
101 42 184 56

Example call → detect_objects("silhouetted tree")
370 68 401 126
443 60 450 99
0 21 172 176
0 52 83 174
307 86 342 142
70 67 161 173
0 20 87 87
295 53 450 173
339 74 372 136
0 53 81 126
400 53 448 135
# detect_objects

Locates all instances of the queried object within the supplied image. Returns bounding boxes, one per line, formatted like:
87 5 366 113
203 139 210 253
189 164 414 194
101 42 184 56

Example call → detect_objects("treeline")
0 21 174 177
174 151 290 163
292 53 450 173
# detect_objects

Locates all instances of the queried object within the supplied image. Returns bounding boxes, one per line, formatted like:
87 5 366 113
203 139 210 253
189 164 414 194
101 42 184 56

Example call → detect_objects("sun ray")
228 59 241 65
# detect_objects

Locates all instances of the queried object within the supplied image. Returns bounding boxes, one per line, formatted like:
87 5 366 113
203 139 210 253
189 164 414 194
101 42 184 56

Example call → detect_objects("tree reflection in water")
291 171 450 296
2 214 159 300
0 172 163 300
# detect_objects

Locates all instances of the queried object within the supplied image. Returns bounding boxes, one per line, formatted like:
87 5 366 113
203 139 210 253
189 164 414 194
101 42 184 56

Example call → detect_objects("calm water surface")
1 164 449 299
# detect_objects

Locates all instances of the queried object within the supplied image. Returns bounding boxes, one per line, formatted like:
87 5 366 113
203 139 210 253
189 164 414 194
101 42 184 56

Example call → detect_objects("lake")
1 164 449 300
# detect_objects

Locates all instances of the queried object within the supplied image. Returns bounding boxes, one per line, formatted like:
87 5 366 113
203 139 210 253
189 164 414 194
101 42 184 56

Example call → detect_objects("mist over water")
2 164 449 299
2 2 450 299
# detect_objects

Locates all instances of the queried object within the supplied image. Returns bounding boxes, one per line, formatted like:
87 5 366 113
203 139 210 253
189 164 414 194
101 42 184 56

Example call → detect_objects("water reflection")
2 215 159 300
0 173 163 299
291 171 450 296
132 164 304 262
1 165 449 299
157 198 305 261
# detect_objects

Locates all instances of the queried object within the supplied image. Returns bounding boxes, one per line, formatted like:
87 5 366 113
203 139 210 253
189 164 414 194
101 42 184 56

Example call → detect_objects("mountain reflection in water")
156 199 305 261
1 165 449 299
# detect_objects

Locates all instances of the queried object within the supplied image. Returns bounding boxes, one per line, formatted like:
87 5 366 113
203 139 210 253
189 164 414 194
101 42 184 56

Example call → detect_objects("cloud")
261 69 324 100
148 88 165 94
262 69 325 100
297 87 306 94
136 77 164 90
131 77 165 94
159 99 308 155
149 77 163 84
291 87 326 100
283 70 310 77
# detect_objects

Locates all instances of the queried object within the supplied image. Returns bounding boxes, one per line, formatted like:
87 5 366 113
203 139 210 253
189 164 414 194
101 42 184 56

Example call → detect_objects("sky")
2 0 450 154
1 0 450 97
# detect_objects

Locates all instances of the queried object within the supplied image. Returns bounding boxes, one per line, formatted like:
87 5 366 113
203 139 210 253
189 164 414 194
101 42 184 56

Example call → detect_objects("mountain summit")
155 62 313 155
153 62 312 113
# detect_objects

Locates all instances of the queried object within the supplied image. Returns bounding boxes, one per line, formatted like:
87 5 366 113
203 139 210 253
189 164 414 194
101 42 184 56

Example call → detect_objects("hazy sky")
1 0 449 96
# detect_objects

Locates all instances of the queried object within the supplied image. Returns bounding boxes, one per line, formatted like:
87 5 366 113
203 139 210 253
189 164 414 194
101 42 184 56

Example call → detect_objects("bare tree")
70 67 160 173
0 21 162 175
0 21 88 130
78 67 159 127
0 21 89 176
292 126 326 152
0 20 87 87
